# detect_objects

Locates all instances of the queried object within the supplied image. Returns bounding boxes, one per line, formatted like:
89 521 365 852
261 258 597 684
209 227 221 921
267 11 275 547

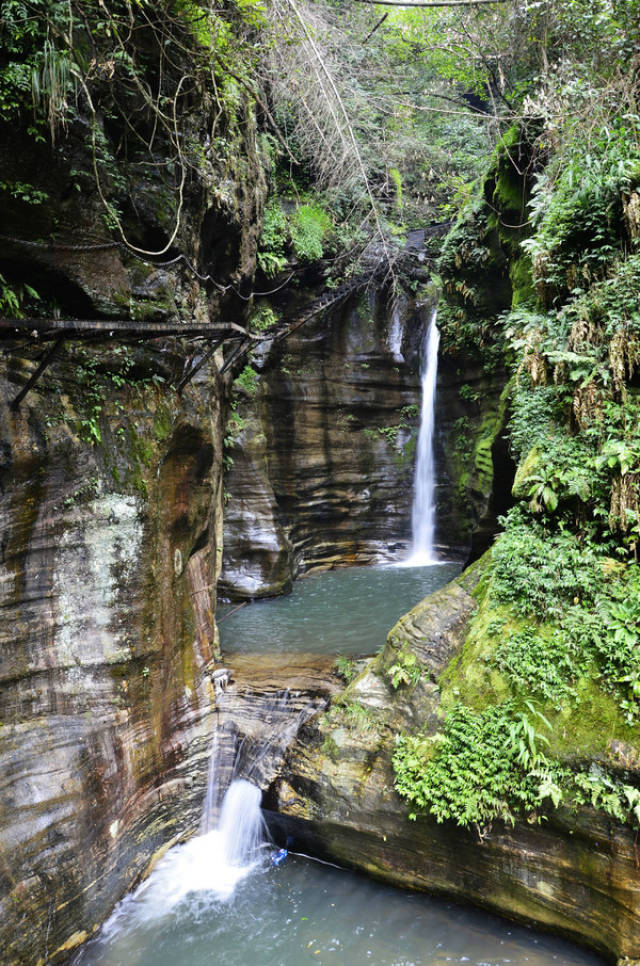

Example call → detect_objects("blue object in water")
272 848 288 867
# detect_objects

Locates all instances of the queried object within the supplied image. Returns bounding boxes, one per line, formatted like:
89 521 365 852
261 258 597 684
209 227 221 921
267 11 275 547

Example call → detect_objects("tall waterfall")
408 311 440 565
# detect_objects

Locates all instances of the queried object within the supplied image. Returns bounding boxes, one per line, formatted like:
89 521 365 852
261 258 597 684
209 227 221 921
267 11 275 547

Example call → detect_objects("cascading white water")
200 729 220 834
407 312 440 565
218 779 265 867
86 691 321 944
387 306 405 361
111 778 266 924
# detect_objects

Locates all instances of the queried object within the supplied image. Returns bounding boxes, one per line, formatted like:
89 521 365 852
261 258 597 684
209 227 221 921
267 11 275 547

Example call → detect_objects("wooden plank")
0 318 264 341
176 337 225 394
11 336 65 410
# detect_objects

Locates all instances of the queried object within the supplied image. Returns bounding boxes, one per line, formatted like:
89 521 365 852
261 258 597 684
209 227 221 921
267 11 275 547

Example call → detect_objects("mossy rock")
511 444 543 499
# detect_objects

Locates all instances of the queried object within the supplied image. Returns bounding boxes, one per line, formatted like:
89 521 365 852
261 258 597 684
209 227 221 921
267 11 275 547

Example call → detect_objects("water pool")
73 837 603 966
219 562 461 656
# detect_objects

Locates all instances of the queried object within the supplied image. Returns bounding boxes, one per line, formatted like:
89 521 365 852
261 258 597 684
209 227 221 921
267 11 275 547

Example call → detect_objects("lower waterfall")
72 654 602 966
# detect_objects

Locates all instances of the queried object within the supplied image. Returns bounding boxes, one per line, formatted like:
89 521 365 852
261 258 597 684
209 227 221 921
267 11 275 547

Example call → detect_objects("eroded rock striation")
220 287 510 599
0 344 227 964
0 48 268 959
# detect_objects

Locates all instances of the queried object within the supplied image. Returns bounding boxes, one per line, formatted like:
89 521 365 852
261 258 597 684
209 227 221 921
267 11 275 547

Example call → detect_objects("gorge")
2 1 640 964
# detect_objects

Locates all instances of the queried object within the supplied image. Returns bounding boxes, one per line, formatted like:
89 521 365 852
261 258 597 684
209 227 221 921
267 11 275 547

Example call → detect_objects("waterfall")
200 688 321 833
387 306 405 361
407 311 440 565
92 688 325 934
218 779 265 867
117 778 266 921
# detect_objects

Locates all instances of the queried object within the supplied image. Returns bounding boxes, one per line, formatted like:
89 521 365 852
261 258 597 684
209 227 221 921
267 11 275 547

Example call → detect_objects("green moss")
509 255 536 307
321 736 340 761
440 568 640 767
511 444 544 499
448 378 512 531
438 591 516 712
493 177 523 215
546 677 637 763
153 404 173 444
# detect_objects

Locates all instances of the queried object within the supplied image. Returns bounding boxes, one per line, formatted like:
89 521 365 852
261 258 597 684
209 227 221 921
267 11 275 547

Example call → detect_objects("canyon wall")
0 62 269 957
0 341 225 964
220 284 510 600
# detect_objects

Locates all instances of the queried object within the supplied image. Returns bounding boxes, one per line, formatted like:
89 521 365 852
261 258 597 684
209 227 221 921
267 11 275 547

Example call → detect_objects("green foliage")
389 167 403 213
258 199 332 273
568 572 640 722
559 255 640 344
573 766 640 825
0 1 70 126
257 201 288 277
508 375 565 462
437 201 504 359
523 119 640 298
249 303 279 332
31 37 74 140
387 649 421 690
488 512 640 721
393 700 558 829
0 180 49 206
334 656 357 684
400 404 418 420
394 0 640 841
491 512 606 620
333 699 376 736
493 627 581 708
234 365 259 397
289 203 331 262
458 384 479 405
453 416 471 458
0 273 39 318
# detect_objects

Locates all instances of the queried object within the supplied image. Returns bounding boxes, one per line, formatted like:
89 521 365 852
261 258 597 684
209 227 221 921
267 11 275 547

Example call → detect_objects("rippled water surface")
219 562 461 655
74 847 603 966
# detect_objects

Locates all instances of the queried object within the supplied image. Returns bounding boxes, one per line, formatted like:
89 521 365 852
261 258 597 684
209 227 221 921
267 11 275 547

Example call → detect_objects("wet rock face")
269 565 640 963
220 290 511 599
0 349 226 965
219 293 514 599
219 290 426 599
201 653 340 828
433 358 515 561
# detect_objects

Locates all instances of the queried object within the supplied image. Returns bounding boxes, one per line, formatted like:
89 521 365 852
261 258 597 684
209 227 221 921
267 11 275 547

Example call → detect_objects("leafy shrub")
334 656 357 683
393 701 558 828
387 650 421 689
493 627 581 707
289 203 331 262
523 120 640 297
508 376 565 462
249 303 279 332
565 571 640 722
491 511 606 619
0 273 39 318
394 695 640 829
257 201 287 277
234 365 259 396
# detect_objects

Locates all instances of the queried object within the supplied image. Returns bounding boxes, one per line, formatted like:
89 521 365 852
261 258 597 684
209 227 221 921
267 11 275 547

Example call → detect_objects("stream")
74 778 603 966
